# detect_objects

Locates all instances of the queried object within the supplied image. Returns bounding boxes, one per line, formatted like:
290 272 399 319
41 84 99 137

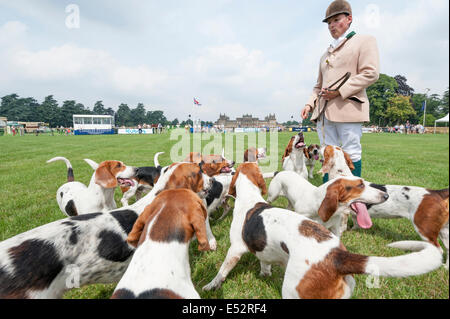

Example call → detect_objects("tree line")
0 95 181 128
367 74 448 127
0 94 215 128
1 73 448 128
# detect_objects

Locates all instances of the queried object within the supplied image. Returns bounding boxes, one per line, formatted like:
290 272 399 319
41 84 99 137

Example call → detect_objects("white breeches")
317 117 362 162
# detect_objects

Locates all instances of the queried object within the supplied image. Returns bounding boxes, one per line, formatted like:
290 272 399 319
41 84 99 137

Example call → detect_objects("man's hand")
301 105 312 119
321 88 340 100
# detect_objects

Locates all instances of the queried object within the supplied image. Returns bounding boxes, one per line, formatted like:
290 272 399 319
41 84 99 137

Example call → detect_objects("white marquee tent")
434 113 449 134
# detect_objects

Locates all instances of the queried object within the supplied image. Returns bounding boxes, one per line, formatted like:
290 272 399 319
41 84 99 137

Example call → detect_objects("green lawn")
0 131 448 299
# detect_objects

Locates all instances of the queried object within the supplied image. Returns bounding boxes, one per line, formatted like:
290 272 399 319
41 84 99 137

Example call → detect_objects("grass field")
0 131 448 299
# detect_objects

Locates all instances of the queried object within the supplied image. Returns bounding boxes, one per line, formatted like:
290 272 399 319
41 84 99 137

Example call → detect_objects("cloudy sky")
0 0 448 123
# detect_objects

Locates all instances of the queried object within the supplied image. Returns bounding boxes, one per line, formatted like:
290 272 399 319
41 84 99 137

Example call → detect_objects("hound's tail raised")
154 152 164 168
47 157 74 182
84 158 99 170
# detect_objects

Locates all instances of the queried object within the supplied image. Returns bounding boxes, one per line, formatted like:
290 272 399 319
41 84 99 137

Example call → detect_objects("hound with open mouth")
184 150 235 176
319 144 449 269
281 132 309 179
267 169 388 236
0 162 213 299
203 162 442 298
304 144 321 179
47 157 138 216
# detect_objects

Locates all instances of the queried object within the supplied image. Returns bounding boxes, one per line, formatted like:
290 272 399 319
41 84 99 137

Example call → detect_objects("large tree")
116 103 132 127
37 95 61 127
0 94 39 122
60 100 89 127
93 101 107 114
145 110 167 125
366 73 399 126
385 95 416 125
442 88 449 115
394 75 415 96
130 103 147 125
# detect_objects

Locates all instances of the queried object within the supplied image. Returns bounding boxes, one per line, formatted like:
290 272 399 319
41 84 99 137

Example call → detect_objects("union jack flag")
193 98 201 106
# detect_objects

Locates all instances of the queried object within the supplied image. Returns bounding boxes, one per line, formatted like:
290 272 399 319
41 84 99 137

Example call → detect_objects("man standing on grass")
301 0 380 182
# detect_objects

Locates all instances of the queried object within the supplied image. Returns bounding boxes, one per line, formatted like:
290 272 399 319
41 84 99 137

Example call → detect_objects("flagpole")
192 99 196 133
422 100 426 127
423 88 430 127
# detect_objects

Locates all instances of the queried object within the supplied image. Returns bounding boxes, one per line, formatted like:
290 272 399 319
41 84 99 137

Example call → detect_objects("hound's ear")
303 148 310 159
228 169 239 197
318 181 341 222
248 151 257 162
282 136 295 161
318 154 333 176
258 174 268 196
254 169 268 195
95 162 117 188
318 145 335 175
127 206 153 248
343 151 355 171
198 160 205 173
189 204 210 251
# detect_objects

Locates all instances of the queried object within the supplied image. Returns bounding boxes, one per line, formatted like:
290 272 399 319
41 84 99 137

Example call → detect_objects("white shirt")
330 28 353 49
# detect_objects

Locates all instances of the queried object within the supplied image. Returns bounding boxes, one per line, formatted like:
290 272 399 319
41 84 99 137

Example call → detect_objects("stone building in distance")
215 113 278 128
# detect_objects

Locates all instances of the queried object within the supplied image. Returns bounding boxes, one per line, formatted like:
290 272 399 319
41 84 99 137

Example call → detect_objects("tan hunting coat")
307 33 380 123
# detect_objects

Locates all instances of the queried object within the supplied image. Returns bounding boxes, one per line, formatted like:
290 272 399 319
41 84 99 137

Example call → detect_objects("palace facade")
215 114 278 128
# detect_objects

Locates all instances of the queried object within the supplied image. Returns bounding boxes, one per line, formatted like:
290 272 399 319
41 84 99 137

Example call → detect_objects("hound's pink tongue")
118 178 134 187
351 202 373 229
221 167 231 173
314 155 319 160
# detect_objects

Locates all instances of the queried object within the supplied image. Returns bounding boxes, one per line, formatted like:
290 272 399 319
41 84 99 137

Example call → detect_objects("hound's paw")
209 239 217 251
202 278 221 291
259 270 272 277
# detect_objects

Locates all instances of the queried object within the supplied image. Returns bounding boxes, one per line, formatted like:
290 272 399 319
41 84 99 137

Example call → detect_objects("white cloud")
179 43 298 120
3 37 170 97
0 20 27 46
190 44 280 85
355 0 449 94
198 16 236 42
0 0 448 123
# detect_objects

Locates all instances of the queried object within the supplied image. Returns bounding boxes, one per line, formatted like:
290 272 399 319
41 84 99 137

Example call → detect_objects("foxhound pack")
0 162 213 298
202 163 443 298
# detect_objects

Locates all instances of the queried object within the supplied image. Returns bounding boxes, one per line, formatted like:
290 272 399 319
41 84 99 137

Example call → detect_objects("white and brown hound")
304 144 321 179
47 157 137 216
202 162 442 298
0 162 213 298
281 132 308 179
118 152 164 206
267 170 388 236
111 189 211 299
320 145 449 269
83 157 162 207
184 151 235 176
